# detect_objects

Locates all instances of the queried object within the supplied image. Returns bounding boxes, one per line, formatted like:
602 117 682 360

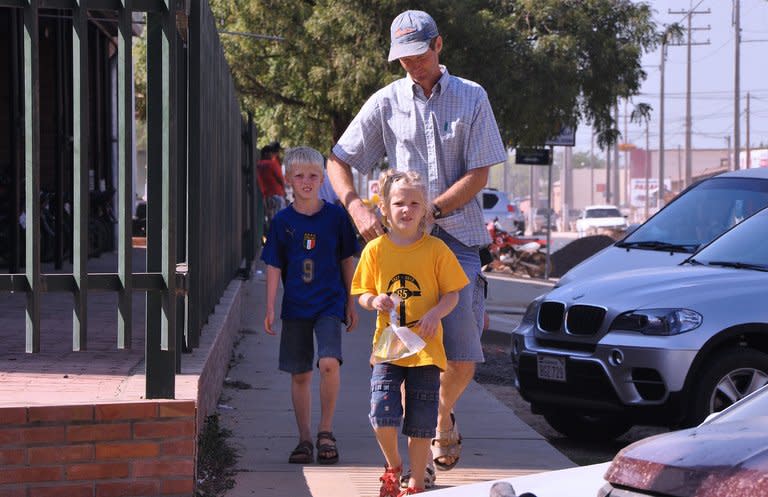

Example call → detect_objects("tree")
212 0 658 151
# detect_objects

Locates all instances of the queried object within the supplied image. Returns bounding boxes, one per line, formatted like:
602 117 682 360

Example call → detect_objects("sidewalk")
219 270 574 497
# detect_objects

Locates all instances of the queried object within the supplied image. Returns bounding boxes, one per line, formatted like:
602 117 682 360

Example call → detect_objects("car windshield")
585 208 622 218
620 177 768 253
689 206 768 268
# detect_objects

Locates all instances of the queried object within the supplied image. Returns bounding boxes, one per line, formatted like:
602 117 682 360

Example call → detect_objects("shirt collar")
405 65 450 99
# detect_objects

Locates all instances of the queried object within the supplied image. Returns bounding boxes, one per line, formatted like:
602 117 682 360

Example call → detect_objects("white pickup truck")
575 204 628 237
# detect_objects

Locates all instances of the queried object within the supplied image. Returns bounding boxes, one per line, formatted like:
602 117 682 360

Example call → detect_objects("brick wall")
0 400 196 497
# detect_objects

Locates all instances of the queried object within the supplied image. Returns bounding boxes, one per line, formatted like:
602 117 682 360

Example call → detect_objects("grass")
196 414 239 497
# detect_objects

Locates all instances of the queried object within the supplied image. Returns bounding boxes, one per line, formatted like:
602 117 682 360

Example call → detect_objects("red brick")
157 401 195 419
28 405 94 423
95 403 157 422
28 445 94 465
95 442 159 459
22 426 66 444
95 481 158 497
0 408 27 425
30 483 93 497
133 420 194 439
161 478 195 495
0 429 22 445
66 462 129 481
67 424 130 442
0 487 26 497
0 448 24 465
0 467 61 484
132 459 194 478
160 439 194 457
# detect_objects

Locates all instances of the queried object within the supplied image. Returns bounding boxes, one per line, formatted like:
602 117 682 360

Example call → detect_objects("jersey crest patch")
303 233 317 250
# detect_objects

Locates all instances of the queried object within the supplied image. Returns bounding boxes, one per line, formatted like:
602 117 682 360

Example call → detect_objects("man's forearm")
327 153 363 210
433 166 490 215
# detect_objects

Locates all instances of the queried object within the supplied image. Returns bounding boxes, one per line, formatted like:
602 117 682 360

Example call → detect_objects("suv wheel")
542 411 632 441
685 347 768 426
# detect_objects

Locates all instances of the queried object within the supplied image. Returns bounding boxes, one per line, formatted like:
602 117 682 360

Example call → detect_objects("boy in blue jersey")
261 146 359 465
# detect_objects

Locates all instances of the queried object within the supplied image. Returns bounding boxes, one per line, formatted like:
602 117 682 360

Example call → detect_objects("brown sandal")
316 431 339 465
288 440 314 464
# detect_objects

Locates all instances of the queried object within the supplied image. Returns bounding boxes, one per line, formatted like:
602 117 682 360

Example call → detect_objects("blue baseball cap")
387 10 439 62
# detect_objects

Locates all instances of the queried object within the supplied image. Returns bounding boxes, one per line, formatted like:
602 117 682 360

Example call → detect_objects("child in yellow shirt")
351 170 468 496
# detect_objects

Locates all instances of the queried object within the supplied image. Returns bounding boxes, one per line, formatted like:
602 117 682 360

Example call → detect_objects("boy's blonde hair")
378 169 433 233
284 146 325 176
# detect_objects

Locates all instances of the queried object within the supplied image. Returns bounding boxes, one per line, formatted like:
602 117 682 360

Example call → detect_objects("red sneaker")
379 466 402 497
397 487 424 496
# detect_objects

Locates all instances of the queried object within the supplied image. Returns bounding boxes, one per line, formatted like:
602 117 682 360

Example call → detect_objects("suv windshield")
619 177 768 253
691 206 768 268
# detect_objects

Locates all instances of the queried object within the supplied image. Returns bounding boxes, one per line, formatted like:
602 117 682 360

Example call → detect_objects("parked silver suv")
512 206 768 440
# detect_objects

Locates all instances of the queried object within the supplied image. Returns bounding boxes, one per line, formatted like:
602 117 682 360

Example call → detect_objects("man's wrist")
431 203 443 219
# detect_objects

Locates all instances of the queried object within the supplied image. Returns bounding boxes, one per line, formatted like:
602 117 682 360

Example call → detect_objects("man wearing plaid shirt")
327 9 507 481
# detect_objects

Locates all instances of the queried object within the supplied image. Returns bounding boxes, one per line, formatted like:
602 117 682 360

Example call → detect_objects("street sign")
515 148 551 165
545 126 576 147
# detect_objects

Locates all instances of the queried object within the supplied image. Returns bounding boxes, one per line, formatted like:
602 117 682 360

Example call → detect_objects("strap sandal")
316 430 339 465
400 461 436 489
288 440 314 464
431 412 462 471
397 487 425 496
379 465 402 497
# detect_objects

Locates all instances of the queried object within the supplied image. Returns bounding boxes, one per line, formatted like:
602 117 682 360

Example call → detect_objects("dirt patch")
197 414 239 497
475 342 666 466
548 235 615 278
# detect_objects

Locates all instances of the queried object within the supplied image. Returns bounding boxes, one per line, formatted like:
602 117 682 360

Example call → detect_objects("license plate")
537 355 566 382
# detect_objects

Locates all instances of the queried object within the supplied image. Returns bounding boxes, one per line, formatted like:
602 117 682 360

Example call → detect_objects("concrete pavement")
219 267 573 497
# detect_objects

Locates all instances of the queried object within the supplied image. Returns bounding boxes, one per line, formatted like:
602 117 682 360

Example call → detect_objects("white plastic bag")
372 296 426 363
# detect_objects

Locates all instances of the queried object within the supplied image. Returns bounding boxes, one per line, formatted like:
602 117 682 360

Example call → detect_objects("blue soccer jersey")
261 201 359 320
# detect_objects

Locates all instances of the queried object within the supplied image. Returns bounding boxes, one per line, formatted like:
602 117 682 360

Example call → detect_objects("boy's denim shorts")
432 225 486 362
279 316 342 374
369 363 440 439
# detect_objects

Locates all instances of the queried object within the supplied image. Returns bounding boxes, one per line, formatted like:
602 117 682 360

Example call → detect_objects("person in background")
257 140 287 224
261 146 359 465
327 9 507 482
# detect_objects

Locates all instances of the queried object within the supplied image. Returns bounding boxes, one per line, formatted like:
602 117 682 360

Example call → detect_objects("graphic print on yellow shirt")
351 234 469 370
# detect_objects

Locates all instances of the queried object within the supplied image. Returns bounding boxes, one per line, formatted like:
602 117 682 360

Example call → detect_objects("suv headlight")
609 308 702 335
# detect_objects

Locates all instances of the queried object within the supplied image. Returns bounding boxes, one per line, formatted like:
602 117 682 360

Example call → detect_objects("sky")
574 0 768 156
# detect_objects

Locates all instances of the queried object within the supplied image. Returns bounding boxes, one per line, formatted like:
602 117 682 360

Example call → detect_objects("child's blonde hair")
378 169 432 233
284 146 325 176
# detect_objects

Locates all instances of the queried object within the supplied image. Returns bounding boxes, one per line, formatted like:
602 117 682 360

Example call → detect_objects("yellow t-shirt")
351 234 470 370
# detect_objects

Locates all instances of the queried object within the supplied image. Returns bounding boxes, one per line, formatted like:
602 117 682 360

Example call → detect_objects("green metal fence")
0 0 258 398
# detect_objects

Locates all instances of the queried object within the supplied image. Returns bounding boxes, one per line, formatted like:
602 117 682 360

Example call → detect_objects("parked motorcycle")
484 219 550 278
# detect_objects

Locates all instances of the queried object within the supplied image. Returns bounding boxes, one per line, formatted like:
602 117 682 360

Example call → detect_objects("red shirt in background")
256 157 286 197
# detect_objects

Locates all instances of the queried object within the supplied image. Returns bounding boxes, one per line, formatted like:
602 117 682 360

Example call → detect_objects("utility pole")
746 91 751 168
725 135 732 170
669 3 710 187
734 0 742 169
623 99 630 210
590 131 595 205
645 120 650 220
659 37 667 209
613 103 620 205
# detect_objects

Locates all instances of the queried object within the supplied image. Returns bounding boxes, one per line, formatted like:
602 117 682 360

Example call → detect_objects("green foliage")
211 0 658 151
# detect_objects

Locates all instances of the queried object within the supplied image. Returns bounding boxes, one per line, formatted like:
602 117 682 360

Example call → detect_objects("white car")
482 188 525 233
574 205 628 237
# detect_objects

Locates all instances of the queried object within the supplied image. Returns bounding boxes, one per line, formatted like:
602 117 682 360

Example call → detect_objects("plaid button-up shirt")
333 66 507 247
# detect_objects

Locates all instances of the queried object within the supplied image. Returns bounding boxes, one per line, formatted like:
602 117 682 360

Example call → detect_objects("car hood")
549 264 767 311
557 245 689 287
604 418 768 497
